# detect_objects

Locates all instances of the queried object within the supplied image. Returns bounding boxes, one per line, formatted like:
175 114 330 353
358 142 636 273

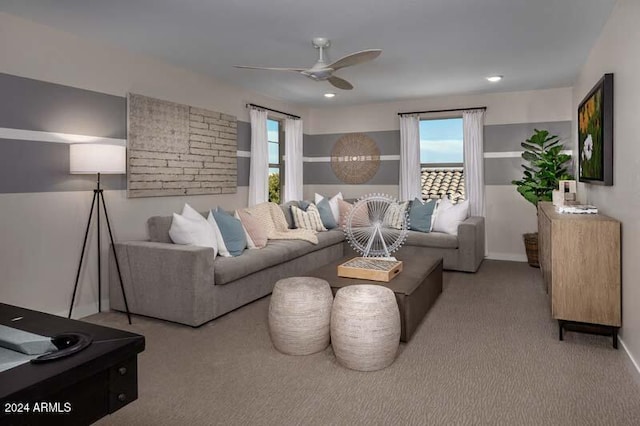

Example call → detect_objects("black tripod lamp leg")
99 191 132 325
69 191 98 319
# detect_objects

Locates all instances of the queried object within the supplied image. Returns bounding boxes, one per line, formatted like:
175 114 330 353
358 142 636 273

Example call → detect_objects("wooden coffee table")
308 252 443 342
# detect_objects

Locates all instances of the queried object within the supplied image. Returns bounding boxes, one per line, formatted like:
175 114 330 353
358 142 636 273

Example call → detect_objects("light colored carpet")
90 260 640 425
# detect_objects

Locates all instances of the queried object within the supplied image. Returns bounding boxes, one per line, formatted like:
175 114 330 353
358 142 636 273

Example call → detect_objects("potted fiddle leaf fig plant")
512 129 573 267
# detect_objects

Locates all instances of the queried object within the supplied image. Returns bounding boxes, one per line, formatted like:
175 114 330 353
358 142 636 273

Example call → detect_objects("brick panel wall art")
127 93 237 198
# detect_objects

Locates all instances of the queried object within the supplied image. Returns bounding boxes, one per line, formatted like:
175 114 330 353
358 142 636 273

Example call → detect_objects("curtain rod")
397 106 487 116
246 103 300 119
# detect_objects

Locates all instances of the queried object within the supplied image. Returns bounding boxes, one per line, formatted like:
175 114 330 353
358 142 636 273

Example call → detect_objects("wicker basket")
523 233 540 268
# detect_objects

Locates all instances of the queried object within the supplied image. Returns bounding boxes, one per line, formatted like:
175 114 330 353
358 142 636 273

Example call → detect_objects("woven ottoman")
331 285 401 371
268 277 333 355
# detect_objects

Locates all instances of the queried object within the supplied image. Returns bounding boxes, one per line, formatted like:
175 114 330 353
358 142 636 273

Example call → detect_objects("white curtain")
283 118 303 202
399 114 421 201
248 108 268 206
463 109 486 217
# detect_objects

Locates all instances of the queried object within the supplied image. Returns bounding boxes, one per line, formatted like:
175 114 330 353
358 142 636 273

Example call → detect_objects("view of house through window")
268 119 283 204
419 118 465 203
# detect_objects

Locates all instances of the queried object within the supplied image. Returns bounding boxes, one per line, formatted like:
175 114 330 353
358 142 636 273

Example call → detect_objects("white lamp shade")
69 144 126 174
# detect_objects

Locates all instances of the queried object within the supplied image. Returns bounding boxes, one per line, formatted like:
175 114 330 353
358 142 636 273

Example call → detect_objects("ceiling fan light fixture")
324 93 336 98
486 75 503 83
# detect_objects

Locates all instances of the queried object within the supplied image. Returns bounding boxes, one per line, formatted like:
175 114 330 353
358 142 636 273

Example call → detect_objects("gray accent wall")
484 121 572 152
0 139 126 193
0 73 250 193
304 130 399 156
303 121 572 186
304 161 399 185
0 73 126 138
236 121 251 152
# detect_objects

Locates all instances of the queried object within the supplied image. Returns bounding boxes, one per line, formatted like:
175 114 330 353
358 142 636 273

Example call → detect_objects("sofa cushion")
214 229 345 285
405 230 458 249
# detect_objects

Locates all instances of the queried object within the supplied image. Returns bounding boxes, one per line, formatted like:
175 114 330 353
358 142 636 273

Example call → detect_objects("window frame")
267 117 285 203
418 115 466 203
418 115 464 168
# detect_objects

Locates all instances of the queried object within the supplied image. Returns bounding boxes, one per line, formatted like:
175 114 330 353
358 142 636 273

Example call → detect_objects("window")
267 118 284 204
419 118 465 203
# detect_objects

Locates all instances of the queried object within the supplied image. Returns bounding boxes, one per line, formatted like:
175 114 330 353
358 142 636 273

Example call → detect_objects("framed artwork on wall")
578 73 614 186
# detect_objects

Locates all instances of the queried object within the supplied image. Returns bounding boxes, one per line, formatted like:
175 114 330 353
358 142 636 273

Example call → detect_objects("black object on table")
0 303 145 425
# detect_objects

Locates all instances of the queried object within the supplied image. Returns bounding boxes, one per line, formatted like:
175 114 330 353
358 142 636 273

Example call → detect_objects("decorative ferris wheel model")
339 194 408 282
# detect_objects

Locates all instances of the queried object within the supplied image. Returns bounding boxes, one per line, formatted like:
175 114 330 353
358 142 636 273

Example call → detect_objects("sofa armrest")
109 241 216 326
457 216 485 272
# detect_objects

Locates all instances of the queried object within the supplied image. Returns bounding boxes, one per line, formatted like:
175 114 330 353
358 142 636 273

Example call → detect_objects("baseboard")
619 337 640 380
486 252 528 262
54 298 109 320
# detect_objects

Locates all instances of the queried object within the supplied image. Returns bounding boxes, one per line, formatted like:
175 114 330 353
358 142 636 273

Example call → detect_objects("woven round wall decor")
330 133 381 184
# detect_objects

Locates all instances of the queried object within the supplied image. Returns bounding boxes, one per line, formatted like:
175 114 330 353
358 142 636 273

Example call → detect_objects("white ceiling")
1 0 616 107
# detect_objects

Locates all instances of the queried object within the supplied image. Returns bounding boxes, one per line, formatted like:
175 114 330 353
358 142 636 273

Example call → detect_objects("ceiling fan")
234 38 381 90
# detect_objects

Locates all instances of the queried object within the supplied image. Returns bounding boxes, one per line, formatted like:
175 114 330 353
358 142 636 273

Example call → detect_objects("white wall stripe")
302 154 400 163
1 129 572 162
300 151 572 163
0 127 126 145
484 150 572 158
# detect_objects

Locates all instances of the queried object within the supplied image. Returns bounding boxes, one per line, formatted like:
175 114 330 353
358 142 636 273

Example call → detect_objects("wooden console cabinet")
537 202 621 347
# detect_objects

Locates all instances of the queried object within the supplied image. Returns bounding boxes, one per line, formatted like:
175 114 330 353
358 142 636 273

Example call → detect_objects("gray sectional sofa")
109 208 484 326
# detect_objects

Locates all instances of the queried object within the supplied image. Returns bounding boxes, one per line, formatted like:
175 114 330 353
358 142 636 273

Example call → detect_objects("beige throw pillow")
291 204 326 232
236 209 268 248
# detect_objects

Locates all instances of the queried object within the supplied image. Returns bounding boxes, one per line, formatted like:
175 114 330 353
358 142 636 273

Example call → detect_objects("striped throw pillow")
383 201 410 230
291 204 327 232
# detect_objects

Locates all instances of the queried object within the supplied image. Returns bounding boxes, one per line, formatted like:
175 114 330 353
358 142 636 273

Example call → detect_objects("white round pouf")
331 285 401 371
268 277 333 355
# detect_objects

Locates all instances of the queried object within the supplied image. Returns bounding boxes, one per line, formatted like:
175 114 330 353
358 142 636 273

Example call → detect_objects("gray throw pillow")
316 198 337 229
298 200 312 211
281 201 299 229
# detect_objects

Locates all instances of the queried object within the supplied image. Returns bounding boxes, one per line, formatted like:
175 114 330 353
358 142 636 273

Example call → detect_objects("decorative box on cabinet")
537 202 621 348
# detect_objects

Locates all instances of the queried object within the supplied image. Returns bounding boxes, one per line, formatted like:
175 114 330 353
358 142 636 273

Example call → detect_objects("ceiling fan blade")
234 65 306 72
328 76 354 90
327 49 382 70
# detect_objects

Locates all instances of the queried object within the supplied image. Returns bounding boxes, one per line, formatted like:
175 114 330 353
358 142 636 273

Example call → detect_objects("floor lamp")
68 143 132 324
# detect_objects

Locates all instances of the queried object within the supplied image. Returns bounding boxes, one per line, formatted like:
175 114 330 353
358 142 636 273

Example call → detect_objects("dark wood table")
308 252 443 342
0 303 144 425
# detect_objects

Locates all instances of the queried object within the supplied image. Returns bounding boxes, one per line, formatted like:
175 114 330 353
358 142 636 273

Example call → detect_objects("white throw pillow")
314 192 343 224
432 198 469 235
207 211 231 257
168 204 218 256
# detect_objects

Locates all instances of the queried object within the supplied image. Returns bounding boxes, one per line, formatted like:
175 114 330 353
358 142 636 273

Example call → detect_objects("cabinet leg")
558 321 564 341
613 328 618 350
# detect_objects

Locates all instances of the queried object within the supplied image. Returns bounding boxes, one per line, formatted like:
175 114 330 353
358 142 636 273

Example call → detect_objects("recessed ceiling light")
324 93 336 98
486 75 503 83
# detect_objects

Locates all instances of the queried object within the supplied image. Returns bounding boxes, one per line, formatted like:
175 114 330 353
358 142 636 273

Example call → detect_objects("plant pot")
523 232 540 268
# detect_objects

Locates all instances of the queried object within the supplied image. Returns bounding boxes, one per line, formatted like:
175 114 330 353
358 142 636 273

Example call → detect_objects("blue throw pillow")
316 198 337 229
408 198 437 233
211 208 247 256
